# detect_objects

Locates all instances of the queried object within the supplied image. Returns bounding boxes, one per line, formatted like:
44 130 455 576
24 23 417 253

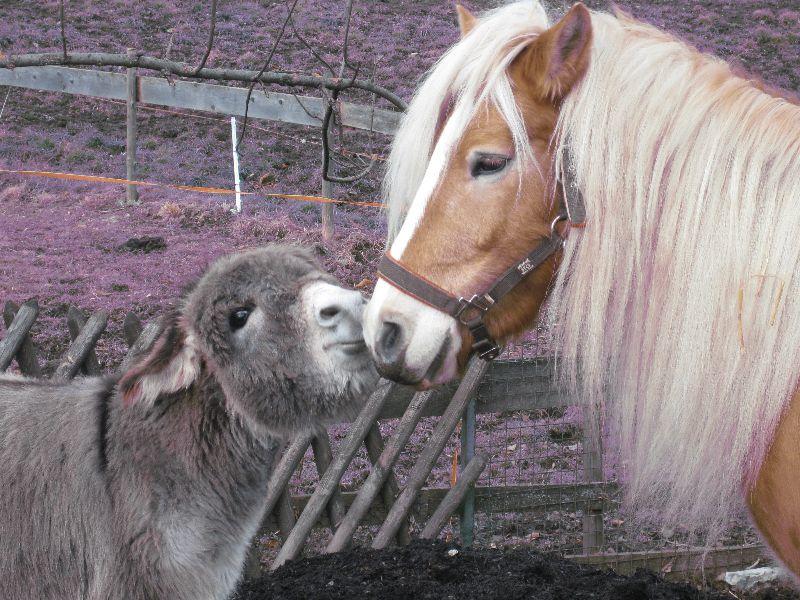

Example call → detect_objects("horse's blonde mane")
386 1 800 535
548 10 800 533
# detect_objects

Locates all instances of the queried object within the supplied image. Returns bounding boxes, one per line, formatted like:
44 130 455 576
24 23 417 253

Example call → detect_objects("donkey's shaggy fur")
0 245 376 600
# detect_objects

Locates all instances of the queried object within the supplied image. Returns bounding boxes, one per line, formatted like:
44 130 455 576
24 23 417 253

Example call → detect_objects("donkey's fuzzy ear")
455 4 477 38
513 3 593 100
118 318 201 407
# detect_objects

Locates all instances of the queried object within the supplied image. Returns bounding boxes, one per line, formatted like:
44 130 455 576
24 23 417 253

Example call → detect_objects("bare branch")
59 0 68 60
0 52 407 110
238 0 305 150
192 0 218 76
320 0 380 184
289 15 335 76
291 93 323 123
321 101 378 183
163 30 175 61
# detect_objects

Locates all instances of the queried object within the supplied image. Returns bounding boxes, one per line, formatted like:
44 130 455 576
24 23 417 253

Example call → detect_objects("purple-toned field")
1 0 800 594
1 0 798 365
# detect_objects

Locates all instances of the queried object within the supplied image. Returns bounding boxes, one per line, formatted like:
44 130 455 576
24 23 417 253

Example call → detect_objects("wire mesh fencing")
256 323 766 579
0 300 766 579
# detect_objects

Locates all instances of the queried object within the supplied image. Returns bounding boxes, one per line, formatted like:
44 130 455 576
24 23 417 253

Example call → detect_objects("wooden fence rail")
0 299 764 580
0 66 402 134
0 65 402 238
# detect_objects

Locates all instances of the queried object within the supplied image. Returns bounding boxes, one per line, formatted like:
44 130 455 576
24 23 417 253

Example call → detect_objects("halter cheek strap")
377 151 586 361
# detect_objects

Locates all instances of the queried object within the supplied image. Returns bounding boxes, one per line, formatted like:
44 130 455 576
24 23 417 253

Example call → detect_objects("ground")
0 0 797 367
2 0 799 597
233 540 798 599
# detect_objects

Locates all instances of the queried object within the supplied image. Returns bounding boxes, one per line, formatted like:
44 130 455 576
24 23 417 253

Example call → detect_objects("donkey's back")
0 375 116 599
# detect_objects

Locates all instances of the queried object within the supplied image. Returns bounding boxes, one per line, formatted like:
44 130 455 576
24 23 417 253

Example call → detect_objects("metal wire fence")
269 324 765 579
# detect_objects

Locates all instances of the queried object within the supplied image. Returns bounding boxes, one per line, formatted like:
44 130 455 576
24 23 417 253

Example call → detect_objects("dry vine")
8 0 404 187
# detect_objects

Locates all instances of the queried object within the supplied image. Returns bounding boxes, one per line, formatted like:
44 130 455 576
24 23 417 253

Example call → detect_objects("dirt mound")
116 235 167 253
233 540 724 600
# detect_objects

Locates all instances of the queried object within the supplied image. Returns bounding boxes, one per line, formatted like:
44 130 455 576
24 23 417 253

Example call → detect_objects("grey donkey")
0 245 378 600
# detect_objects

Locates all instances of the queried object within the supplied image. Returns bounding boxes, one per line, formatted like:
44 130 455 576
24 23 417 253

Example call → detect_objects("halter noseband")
377 154 586 361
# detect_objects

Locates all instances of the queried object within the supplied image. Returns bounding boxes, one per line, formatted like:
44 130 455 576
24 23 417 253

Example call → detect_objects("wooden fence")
0 65 403 237
0 299 765 579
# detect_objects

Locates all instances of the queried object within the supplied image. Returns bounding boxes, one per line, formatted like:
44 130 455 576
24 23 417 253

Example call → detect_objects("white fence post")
230 117 242 213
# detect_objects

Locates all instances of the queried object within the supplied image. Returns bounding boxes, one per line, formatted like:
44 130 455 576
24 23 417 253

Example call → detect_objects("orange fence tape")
0 168 383 208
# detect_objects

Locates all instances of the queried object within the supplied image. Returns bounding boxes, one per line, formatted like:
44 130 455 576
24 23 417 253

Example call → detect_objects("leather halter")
377 154 586 361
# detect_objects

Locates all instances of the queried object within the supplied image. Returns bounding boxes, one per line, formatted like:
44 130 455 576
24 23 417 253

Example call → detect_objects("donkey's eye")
471 154 510 177
229 308 251 331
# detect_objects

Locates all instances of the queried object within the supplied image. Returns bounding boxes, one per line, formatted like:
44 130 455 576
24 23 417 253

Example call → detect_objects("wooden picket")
0 299 763 580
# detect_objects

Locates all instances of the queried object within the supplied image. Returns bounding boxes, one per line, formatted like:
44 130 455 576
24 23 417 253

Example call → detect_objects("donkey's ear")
455 4 477 38
513 3 593 100
118 317 201 407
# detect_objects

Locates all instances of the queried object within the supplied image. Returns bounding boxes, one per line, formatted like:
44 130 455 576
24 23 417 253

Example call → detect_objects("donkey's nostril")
319 306 340 319
376 321 402 363
316 302 342 326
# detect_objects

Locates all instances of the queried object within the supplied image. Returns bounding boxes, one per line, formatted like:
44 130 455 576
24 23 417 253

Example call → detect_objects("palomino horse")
363 1 800 575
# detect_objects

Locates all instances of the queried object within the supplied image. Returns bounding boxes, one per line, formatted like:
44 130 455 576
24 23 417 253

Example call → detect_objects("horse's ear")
513 3 593 100
118 317 201 407
455 4 477 38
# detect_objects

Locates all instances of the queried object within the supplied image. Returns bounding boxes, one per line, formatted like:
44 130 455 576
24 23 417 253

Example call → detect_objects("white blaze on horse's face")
364 3 594 388
364 113 467 387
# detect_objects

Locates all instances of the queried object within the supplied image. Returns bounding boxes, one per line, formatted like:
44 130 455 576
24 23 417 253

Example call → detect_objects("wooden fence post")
421 454 487 540
325 390 435 553
126 48 139 204
0 300 39 372
54 310 108 381
271 380 396 570
67 306 102 376
122 312 143 348
582 405 605 554
244 433 314 578
2 301 42 376
371 358 488 549
459 395 477 546
311 430 347 531
120 320 160 372
321 145 334 240
364 424 411 546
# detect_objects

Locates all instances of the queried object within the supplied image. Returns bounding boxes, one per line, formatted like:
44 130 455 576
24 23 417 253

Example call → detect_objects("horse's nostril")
376 321 402 363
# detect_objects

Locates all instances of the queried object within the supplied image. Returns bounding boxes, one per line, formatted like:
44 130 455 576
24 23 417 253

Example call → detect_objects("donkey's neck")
108 372 278 593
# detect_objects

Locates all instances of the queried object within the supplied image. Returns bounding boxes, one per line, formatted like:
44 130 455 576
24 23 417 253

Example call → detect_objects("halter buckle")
454 294 494 322
473 337 501 360
455 295 501 361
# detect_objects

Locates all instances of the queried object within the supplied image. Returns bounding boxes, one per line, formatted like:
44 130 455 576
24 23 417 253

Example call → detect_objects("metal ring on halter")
550 214 569 241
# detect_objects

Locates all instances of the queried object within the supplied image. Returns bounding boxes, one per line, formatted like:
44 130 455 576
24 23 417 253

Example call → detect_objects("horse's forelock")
383 1 551 246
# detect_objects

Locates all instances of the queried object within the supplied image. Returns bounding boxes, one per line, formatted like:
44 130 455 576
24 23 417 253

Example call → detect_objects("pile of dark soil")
233 540 728 600
116 236 167 253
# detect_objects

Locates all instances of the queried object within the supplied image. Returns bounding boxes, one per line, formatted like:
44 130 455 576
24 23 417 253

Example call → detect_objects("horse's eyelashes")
471 154 510 177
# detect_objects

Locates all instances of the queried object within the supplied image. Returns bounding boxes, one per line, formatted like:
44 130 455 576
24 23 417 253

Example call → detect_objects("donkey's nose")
375 320 403 364
316 301 342 326
314 287 365 330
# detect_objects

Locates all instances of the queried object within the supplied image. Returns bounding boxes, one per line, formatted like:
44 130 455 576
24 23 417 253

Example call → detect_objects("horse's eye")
229 308 251 331
471 154 510 177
